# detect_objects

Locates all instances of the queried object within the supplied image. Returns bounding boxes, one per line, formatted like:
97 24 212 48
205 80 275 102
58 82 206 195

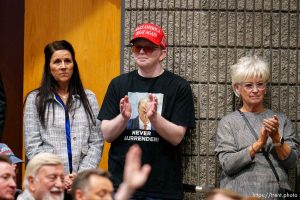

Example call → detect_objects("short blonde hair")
23 153 63 189
231 55 270 97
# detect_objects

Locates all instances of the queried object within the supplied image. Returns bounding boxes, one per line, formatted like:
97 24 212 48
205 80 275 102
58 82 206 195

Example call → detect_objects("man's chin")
4 194 14 200
42 192 64 200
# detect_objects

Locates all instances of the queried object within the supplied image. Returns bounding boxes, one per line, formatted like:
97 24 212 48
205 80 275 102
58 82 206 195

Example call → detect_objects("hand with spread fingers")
120 95 132 120
123 145 151 190
115 144 151 200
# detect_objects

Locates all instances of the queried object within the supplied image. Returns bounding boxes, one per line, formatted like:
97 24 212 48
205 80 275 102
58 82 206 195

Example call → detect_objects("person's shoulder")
163 70 189 84
108 70 137 87
28 89 39 96
110 70 135 83
220 111 241 123
83 89 98 103
16 189 34 200
114 70 136 80
164 70 185 79
25 89 39 101
84 89 96 96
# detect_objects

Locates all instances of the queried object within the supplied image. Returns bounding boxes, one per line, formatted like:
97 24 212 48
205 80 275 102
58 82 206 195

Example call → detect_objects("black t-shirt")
98 70 195 199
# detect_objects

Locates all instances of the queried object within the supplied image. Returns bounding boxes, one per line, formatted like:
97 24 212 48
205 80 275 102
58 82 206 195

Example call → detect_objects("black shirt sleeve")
98 78 122 120
171 80 195 128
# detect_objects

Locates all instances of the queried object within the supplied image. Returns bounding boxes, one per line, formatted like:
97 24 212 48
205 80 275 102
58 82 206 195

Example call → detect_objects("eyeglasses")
131 45 159 54
240 82 267 91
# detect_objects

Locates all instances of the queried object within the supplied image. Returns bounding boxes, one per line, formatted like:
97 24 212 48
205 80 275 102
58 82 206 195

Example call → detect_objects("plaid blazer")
24 89 103 174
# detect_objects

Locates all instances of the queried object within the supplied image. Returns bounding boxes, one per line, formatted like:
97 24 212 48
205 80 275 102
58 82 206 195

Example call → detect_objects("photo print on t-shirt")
124 92 163 143
127 92 163 130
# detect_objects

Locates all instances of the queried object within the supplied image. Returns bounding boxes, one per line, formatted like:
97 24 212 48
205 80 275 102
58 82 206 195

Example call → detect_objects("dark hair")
71 169 111 198
0 154 11 164
33 40 95 127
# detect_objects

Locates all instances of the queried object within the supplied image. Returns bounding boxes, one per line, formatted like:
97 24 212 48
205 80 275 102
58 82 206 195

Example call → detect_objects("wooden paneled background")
0 0 24 187
24 0 121 169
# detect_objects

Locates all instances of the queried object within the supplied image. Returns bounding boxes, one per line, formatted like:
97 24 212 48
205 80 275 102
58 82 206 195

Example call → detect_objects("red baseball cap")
130 23 167 49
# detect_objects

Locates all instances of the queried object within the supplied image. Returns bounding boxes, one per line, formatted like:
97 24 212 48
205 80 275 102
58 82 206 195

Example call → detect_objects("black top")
98 70 195 199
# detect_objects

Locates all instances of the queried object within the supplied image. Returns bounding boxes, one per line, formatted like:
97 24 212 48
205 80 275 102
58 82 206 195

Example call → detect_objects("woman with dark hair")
24 40 103 192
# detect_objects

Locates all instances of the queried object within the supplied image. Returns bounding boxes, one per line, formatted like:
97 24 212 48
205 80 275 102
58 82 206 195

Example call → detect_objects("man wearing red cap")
98 23 195 199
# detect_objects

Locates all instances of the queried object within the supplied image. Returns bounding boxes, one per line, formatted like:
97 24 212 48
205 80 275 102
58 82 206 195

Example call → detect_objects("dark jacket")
127 116 154 130
127 116 140 130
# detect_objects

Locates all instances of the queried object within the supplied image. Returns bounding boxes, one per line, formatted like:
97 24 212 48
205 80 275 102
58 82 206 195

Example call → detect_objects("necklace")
57 92 69 99
61 95 68 99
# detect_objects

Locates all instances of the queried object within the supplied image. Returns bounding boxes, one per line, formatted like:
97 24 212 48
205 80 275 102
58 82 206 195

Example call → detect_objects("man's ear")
28 176 35 192
159 49 167 61
75 189 84 200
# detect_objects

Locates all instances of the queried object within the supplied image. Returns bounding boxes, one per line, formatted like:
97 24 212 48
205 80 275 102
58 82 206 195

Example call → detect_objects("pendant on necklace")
59 94 69 99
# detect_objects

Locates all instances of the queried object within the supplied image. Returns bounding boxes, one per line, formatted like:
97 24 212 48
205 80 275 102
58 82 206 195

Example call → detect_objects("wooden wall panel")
0 0 24 187
24 0 121 169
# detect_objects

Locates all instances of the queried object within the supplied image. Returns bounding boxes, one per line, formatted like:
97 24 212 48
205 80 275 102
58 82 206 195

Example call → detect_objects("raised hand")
146 94 158 119
120 95 131 120
123 144 151 191
114 144 151 200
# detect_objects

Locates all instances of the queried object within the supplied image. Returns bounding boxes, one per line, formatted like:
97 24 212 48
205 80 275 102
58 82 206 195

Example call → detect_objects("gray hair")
231 55 270 97
23 153 63 189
